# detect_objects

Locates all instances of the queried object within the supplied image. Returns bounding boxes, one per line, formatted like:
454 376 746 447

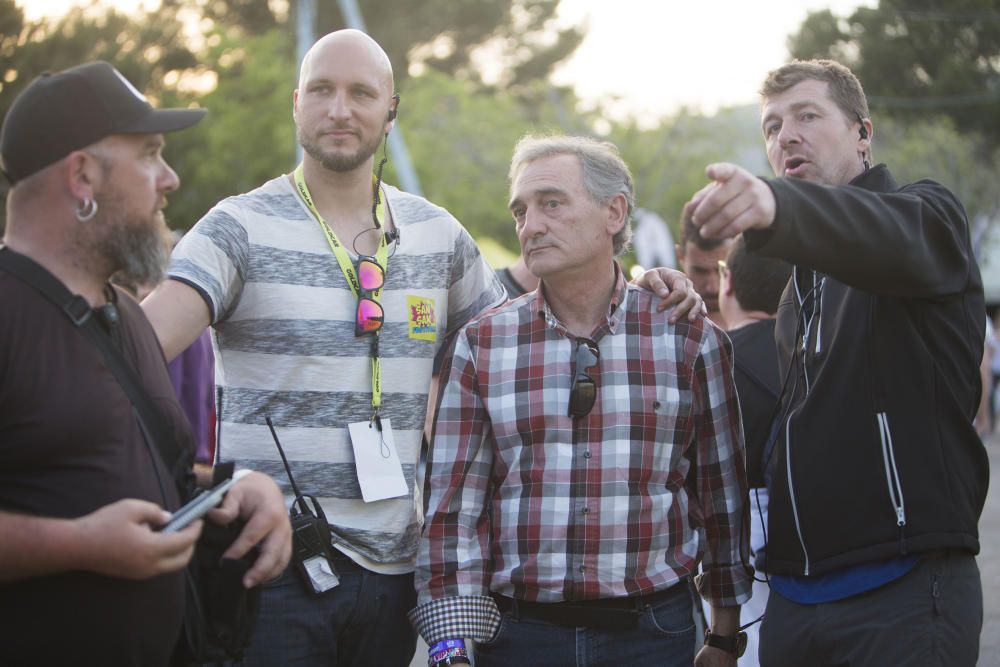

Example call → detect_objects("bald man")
142 30 507 665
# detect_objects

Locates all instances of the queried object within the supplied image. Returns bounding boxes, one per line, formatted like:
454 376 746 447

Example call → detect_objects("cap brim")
121 107 206 134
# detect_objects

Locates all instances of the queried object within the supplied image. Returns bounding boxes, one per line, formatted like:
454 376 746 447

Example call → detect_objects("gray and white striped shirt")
169 175 505 573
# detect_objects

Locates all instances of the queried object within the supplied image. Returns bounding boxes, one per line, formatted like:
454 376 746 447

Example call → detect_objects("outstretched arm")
683 163 776 240
142 279 212 363
685 162 974 296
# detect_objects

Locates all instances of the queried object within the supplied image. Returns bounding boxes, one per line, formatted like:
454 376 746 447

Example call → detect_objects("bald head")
293 29 399 174
299 29 394 94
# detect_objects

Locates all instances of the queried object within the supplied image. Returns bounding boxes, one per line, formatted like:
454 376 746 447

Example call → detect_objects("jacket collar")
849 163 898 193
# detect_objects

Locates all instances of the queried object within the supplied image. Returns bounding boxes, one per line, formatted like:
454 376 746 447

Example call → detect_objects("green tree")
159 28 298 228
391 69 594 254
0 0 203 229
611 105 769 242
787 1 1000 149
873 115 1000 238
786 1 1000 247
1 0 587 234
173 0 584 91
1 0 199 109
303 0 584 90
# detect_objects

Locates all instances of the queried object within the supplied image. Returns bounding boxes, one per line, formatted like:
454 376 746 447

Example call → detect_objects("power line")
891 9 1000 23
869 91 1000 109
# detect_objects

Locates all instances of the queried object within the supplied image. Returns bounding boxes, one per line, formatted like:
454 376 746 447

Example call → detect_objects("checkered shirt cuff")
407 595 502 645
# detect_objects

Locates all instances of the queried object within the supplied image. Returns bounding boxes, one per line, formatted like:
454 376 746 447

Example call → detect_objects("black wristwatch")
704 628 748 658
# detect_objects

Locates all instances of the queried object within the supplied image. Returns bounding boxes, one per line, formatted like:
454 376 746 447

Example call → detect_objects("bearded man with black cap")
0 61 291 666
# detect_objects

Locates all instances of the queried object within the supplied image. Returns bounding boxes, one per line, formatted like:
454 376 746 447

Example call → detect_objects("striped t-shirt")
169 175 506 573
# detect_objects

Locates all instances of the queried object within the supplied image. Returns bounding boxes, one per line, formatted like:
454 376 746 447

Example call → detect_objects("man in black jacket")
682 59 987 666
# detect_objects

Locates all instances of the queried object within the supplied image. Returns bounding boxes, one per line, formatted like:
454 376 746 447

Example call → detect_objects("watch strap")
704 628 747 657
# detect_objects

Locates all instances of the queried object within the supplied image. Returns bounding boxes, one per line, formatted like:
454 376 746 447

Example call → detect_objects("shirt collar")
534 261 629 337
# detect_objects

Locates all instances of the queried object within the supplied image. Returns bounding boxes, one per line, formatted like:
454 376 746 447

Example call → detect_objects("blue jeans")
226 554 416 667
474 585 695 667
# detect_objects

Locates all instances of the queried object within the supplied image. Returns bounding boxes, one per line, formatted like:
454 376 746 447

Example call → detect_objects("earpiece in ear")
856 114 869 141
387 94 400 122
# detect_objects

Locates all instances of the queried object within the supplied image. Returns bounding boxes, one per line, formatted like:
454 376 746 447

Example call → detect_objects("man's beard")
88 191 173 290
298 126 382 172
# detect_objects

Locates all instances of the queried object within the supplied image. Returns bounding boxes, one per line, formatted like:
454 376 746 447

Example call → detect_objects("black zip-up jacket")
745 164 989 577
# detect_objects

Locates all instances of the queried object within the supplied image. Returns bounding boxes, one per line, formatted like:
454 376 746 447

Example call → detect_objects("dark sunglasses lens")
356 298 384 334
569 378 597 418
358 259 384 291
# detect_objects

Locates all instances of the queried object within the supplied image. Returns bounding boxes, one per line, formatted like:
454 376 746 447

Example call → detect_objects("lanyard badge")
293 165 406 502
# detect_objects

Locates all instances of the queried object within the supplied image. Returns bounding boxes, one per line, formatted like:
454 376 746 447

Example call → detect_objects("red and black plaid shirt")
410 266 751 644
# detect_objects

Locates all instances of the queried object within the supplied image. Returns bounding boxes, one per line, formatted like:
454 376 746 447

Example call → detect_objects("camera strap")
0 246 194 496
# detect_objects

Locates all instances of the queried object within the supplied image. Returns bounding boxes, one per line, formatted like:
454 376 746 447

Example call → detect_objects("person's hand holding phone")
160 469 251 533
75 498 202 579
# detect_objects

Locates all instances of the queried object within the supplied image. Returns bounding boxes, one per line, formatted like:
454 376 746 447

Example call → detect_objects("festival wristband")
429 638 465 655
428 638 468 666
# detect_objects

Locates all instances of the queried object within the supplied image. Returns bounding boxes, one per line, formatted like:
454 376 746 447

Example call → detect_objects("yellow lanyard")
293 164 389 414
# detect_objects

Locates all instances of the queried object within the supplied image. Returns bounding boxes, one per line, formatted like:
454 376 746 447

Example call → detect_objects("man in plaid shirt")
409 135 752 667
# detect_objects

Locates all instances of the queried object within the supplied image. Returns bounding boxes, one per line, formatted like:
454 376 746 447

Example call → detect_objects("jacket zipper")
869 295 907 549
813 280 823 355
877 412 907 529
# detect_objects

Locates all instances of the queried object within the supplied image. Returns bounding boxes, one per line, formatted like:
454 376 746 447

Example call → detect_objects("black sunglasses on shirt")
568 338 599 419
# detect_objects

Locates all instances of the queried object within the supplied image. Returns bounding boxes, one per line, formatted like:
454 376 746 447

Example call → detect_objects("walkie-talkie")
265 416 340 594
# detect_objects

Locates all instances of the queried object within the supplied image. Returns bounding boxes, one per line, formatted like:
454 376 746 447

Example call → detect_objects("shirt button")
582 507 590 514
583 451 592 459
579 565 585 572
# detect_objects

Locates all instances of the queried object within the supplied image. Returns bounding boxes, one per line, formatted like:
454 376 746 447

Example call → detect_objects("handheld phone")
160 469 252 534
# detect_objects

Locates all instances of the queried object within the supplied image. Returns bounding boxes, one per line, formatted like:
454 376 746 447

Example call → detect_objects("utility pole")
336 0 423 195
295 0 316 164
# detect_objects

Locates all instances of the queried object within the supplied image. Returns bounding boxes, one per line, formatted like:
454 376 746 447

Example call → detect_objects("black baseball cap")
0 61 206 184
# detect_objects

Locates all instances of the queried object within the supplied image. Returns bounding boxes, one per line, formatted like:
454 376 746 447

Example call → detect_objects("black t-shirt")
0 272 194 666
497 267 528 299
728 320 781 489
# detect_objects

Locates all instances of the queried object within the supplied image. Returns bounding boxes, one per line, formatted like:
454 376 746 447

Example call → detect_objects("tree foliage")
872 115 1000 243
610 106 769 241
0 0 584 234
305 0 584 90
0 0 205 229
0 0 199 108
394 70 599 251
158 28 298 227
8 0 997 264
787 1 1000 150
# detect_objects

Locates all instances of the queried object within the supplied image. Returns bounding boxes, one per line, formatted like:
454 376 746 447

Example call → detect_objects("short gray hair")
509 134 634 256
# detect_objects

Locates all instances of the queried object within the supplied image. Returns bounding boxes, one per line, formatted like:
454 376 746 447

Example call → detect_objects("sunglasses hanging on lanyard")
293 164 407 503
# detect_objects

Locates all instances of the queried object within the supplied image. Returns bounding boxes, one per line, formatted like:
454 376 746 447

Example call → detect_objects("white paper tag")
303 554 340 593
348 418 409 502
